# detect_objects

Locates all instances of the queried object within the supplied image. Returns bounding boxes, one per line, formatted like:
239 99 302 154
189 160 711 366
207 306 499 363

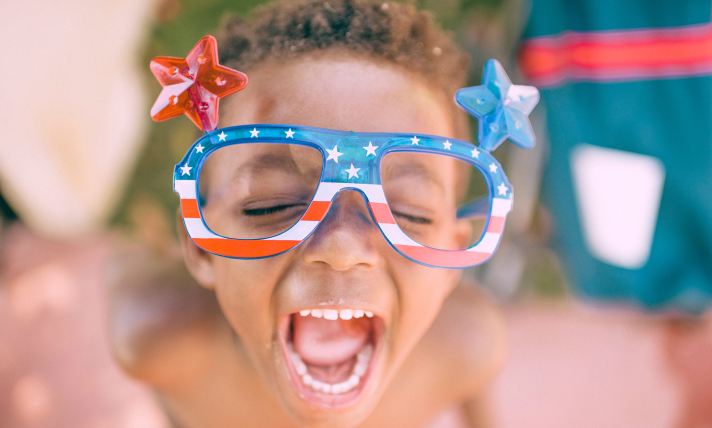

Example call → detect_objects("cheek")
212 256 289 344
401 266 458 314
389 258 460 350
438 220 464 249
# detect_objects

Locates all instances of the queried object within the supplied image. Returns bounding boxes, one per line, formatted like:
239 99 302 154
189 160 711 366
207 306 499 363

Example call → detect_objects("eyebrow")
233 153 304 179
381 161 444 191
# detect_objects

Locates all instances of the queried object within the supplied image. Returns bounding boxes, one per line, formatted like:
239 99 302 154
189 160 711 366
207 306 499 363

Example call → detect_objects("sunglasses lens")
198 143 323 239
381 152 490 250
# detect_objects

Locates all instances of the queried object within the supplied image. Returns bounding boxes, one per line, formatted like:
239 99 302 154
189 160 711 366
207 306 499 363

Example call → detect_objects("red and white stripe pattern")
176 180 511 267
519 22 712 87
373 191 512 268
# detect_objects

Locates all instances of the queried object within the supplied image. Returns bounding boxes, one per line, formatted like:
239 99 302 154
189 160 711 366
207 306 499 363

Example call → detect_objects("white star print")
363 141 378 156
326 145 343 163
411 136 420 145
285 129 295 138
498 183 508 196
345 164 360 178
250 128 260 138
180 165 192 176
471 148 480 158
489 163 498 173
443 140 452 150
195 143 204 153
218 131 227 142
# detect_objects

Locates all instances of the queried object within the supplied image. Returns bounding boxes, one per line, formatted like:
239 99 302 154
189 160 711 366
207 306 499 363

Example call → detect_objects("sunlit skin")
110 52 506 428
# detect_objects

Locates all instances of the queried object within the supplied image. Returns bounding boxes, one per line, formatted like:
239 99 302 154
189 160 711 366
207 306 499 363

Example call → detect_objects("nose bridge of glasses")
310 182 395 227
320 134 380 184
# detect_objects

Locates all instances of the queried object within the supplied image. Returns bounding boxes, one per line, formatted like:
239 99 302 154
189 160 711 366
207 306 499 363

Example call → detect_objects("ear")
177 211 217 290
454 219 474 251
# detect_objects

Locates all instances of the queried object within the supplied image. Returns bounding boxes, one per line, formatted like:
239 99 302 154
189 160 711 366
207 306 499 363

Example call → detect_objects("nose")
300 190 381 271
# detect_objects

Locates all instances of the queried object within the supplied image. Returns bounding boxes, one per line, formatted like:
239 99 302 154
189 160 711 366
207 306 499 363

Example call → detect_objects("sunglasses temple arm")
456 195 490 220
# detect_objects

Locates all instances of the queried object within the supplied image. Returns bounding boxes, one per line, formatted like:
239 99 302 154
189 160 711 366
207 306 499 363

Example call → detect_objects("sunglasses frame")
175 124 513 269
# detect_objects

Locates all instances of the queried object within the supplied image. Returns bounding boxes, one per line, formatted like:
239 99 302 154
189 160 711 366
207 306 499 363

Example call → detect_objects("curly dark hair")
217 0 470 105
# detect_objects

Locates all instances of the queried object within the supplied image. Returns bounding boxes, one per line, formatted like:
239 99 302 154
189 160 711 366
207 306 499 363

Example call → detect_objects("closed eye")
243 203 307 216
392 210 432 225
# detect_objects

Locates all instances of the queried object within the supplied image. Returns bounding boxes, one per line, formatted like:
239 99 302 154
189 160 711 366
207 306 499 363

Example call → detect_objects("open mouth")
279 308 384 408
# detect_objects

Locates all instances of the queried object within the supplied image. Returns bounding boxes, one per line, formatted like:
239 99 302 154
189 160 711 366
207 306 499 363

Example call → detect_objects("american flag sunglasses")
175 126 515 268
151 36 539 269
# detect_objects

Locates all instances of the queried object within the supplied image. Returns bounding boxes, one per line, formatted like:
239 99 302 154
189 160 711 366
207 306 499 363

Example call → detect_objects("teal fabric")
523 0 712 313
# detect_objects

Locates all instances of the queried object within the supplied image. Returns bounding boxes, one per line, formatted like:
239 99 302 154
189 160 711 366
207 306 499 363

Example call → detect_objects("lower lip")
278 315 383 409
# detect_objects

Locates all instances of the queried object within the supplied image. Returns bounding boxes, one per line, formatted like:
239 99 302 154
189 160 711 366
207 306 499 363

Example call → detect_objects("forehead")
221 54 456 137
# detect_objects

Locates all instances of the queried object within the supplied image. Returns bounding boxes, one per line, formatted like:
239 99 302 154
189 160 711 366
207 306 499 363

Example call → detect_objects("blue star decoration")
456 59 540 153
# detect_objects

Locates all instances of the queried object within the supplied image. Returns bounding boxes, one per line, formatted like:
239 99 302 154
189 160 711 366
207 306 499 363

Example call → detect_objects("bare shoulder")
419 280 508 397
366 280 507 426
105 245 227 389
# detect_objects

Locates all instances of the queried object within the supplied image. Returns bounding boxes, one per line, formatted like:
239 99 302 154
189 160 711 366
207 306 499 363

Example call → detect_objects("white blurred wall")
0 0 154 238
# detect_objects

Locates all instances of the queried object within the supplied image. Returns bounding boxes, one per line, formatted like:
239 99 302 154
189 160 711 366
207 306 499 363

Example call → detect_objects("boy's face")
181 54 469 427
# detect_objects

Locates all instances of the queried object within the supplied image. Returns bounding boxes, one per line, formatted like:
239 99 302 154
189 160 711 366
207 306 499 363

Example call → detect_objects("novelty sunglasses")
151 36 540 269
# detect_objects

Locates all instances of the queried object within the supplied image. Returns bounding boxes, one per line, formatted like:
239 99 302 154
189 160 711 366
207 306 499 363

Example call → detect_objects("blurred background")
1 0 710 427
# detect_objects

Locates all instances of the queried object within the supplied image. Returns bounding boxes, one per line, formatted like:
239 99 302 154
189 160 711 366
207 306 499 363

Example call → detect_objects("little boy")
110 1 508 427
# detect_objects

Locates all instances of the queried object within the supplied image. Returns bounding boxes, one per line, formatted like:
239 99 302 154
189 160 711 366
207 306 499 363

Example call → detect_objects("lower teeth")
289 344 373 394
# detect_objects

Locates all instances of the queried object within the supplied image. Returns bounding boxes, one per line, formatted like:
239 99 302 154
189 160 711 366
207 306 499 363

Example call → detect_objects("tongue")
292 314 371 366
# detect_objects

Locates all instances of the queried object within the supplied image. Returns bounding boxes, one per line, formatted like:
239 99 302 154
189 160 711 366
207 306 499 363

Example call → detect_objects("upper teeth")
298 309 373 319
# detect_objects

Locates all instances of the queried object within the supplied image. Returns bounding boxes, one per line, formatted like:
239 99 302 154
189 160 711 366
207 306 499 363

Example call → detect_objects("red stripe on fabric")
519 23 712 86
486 216 506 234
395 245 490 268
369 202 396 224
193 238 299 258
181 199 201 219
302 201 331 221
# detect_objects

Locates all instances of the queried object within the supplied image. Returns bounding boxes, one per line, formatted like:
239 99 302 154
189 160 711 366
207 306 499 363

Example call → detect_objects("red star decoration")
150 35 248 132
